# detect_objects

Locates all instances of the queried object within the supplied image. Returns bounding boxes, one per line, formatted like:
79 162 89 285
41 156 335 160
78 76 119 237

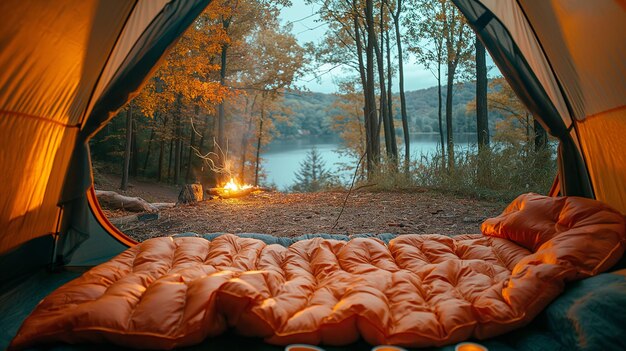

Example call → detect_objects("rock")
178 184 204 204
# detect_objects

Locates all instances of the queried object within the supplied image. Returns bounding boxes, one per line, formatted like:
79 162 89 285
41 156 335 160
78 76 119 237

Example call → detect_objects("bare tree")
388 0 410 171
120 105 132 190
475 36 489 149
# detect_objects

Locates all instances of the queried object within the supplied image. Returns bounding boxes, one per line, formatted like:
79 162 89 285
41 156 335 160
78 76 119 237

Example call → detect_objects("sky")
278 0 439 94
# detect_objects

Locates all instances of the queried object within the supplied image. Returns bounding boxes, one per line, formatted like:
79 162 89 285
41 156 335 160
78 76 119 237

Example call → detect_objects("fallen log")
95 190 160 212
152 203 176 210
109 212 160 227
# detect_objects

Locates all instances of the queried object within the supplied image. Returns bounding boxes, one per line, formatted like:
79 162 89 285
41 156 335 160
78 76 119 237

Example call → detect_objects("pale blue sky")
278 0 439 93
278 0 499 93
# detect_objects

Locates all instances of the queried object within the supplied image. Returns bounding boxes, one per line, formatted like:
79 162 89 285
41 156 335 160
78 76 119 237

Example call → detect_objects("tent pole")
49 206 64 271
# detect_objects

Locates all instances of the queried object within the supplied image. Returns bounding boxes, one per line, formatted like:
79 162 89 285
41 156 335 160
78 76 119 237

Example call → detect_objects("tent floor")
3 268 625 351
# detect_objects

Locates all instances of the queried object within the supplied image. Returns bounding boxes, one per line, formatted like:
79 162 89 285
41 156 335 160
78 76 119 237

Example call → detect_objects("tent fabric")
0 0 211 256
58 188 133 267
451 0 594 199
517 1 626 122
466 0 573 127
58 0 211 266
474 0 626 122
453 0 626 210
81 0 170 125
576 110 626 214
0 0 135 254
10 194 626 349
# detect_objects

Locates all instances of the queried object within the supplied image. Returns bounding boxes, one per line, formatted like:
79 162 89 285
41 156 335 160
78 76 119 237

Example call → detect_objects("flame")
222 178 252 192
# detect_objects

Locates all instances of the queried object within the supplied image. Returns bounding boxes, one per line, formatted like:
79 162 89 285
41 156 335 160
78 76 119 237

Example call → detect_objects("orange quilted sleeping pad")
10 194 626 349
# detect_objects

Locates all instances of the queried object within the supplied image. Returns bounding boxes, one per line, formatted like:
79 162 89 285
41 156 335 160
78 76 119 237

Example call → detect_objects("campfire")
207 178 264 199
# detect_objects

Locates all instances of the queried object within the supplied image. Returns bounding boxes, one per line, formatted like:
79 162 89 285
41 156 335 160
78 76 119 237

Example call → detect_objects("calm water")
263 133 475 190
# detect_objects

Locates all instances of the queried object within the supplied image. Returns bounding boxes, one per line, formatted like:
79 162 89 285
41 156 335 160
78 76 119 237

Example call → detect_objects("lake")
263 133 476 190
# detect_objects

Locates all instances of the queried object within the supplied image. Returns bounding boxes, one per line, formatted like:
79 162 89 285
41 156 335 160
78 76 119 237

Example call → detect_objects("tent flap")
0 0 211 258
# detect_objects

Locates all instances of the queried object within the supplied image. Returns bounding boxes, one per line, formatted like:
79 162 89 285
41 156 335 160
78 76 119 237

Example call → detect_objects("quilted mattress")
10 194 626 349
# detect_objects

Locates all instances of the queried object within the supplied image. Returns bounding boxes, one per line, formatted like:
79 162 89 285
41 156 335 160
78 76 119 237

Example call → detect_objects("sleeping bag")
10 193 626 349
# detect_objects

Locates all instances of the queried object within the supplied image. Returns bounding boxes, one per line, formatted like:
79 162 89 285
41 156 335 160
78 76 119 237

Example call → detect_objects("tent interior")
1 0 625 350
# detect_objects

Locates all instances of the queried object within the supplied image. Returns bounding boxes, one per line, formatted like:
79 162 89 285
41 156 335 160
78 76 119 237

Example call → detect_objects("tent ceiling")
480 0 626 122
83 0 170 126
0 0 135 126
519 0 626 121
477 0 573 127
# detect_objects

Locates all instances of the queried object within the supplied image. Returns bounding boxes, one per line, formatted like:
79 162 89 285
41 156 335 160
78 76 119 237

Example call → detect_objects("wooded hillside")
274 81 500 139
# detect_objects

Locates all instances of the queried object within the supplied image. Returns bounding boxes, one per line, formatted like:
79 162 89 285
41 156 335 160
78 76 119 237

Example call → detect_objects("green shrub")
411 143 556 201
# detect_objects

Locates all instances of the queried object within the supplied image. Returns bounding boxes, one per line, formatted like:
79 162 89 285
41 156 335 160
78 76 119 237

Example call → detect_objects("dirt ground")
101 181 505 242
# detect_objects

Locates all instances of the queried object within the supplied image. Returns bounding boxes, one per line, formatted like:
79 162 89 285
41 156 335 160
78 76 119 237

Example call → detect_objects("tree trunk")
185 125 196 182
534 119 548 151
437 61 445 167
177 124 184 184
353 1 371 177
121 105 132 190
216 44 227 157
445 61 456 171
392 3 410 171
374 4 392 161
130 118 139 177
174 121 181 184
143 127 155 176
475 37 489 149
240 133 248 183
173 96 182 185
158 115 168 182
158 138 164 182
365 0 379 176
254 100 265 187
240 96 257 183
374 40 392 160
385 25 398 162
168 138 174 182
215 17 231 185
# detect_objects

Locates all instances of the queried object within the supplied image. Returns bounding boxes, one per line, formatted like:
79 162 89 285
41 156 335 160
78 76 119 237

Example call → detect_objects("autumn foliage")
94 0 305 188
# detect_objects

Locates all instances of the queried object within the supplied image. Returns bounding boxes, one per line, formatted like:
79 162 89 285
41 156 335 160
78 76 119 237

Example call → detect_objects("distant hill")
275 81 502 139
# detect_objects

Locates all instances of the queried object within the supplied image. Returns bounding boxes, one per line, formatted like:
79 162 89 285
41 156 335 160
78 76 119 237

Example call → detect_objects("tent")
0 0 624 350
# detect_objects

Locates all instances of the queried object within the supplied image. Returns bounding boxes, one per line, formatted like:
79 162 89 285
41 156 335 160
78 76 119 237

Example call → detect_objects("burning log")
206 186 270 199
207 187 256 199
205 178 269 199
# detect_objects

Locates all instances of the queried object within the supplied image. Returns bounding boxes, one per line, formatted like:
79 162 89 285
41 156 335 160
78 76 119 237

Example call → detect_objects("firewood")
205 186 268 199
178 184 204 203
95 190 158 212
152 203 176 210
110 212 160 226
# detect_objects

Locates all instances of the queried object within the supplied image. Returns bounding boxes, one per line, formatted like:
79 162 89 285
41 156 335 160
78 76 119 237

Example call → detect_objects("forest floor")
98 174 506 242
